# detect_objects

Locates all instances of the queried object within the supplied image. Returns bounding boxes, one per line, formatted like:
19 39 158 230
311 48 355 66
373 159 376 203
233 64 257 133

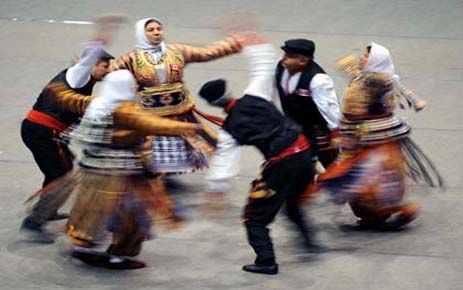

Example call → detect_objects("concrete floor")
0 1 462 289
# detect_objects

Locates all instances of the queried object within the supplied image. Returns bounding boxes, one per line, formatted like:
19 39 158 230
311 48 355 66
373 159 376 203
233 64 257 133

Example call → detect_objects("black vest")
32 69 96 126
275 61 330 148
222 95 301 159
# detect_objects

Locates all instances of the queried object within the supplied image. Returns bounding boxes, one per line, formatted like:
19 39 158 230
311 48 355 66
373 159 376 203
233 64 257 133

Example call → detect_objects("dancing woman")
110 18 247 174
313 43 443 230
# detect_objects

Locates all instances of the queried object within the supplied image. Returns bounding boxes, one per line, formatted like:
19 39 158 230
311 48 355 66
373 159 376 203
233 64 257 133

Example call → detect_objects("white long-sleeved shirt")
206 47 342 192
205 43 277 193
278 68 341 130
66 42 106 89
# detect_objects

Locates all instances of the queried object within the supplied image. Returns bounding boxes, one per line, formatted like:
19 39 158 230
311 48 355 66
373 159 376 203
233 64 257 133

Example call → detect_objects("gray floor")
0 1 462 289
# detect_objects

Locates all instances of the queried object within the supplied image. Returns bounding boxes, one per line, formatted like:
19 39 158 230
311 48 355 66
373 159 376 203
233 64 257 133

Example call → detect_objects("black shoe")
20 219 55 243
72 250 146 270
357 218 387 229
48 212 69 221
105 258 146 270
71 250 110 267
380 214 416 231
242 263 278 275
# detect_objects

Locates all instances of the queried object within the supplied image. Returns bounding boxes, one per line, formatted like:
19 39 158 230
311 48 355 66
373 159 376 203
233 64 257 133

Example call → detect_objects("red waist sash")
26 110 68 132
265 134 310 166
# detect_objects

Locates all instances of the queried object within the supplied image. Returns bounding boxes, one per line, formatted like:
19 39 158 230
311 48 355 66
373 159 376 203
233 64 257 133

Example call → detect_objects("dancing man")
275 39 341 168
20 15 126 240
199 35 321 275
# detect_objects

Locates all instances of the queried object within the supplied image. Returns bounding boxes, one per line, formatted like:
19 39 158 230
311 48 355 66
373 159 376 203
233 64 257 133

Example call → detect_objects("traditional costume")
199 43 320 275
31 70 200 269
109 18 242 174
21 42 113 233
313 43 443 229
276 39 341 167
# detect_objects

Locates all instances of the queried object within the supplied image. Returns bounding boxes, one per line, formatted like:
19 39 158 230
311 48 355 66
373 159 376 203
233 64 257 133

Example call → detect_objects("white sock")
109 256 125 263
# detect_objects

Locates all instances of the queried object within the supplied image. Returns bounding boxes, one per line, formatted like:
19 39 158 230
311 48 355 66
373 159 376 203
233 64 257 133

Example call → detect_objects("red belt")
192 107 224 126
224 98 238 113
26 110 68 132
264 135 310 166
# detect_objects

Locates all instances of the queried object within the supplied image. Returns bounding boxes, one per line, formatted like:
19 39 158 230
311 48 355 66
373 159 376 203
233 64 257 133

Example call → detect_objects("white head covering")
84 70 137 120
134 18 167 63
363 42 395 77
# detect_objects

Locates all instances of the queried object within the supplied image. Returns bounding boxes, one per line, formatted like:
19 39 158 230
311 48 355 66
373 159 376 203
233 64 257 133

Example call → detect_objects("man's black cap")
281 39 315 58
99 50 114 62
198 79 227 104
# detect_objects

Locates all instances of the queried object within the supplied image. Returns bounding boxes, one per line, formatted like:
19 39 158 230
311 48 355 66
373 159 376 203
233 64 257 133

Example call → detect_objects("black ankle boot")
242 263 278 275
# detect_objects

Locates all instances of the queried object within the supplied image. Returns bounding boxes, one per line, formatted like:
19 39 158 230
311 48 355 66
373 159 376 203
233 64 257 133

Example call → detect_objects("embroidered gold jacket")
109 36 242 116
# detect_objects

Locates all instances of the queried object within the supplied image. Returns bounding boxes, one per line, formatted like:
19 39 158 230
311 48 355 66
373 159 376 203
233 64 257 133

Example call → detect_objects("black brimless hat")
198 79 227 104
281 39 315 58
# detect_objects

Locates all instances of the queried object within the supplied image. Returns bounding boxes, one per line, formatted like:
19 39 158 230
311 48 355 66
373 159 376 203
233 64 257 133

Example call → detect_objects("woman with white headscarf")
337 42 427 111
29 70 201 269
110 18 246 174
309 43 443 230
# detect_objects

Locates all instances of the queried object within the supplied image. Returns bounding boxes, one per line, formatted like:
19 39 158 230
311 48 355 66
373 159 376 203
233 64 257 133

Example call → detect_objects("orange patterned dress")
315 72 442 228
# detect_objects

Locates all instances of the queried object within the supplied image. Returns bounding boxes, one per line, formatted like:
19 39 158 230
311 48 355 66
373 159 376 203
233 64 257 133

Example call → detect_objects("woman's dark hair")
145 19 162 28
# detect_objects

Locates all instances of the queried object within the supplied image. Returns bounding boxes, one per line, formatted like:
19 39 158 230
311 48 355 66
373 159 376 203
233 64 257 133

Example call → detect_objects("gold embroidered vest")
131 49 195 116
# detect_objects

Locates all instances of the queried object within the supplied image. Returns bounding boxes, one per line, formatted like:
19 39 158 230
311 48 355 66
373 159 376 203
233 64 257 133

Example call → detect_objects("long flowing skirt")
27 168 183 255
318 138 443 221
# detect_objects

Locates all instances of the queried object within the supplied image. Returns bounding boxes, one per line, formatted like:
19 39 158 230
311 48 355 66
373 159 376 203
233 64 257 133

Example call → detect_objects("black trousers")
21 119 73 224
243 150 315 265
317 147 338 168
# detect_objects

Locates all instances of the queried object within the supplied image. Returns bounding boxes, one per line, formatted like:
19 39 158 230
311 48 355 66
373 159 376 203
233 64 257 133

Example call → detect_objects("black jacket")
223 95 302 159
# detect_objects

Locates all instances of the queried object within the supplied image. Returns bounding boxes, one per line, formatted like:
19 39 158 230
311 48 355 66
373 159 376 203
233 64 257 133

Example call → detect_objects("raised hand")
336 53 360 77
92 13 129 45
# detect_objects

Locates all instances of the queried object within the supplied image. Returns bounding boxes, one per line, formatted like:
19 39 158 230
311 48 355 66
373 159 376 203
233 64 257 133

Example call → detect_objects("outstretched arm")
168 35 242 63
113 102 201 136
241 40 277 102
205 36 276 193
392 75 427 112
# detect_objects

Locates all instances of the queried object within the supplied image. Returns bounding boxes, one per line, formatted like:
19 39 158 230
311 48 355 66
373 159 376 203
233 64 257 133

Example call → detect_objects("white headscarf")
363 42 395 77
84 70 137 120
135 18 167 64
